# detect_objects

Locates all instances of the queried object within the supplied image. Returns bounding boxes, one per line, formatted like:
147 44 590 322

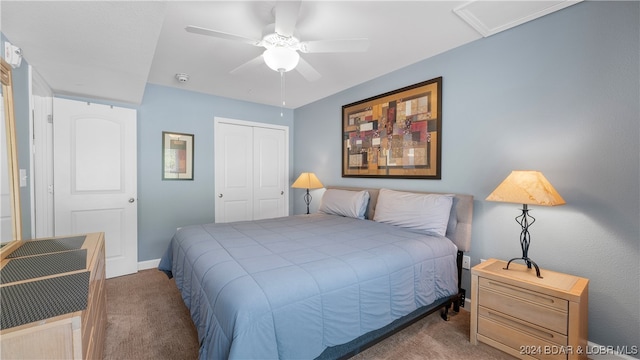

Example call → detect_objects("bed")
159 186 473 359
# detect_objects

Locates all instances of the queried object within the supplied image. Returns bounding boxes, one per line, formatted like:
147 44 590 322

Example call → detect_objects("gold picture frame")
162 131 194 180
342 77 442 179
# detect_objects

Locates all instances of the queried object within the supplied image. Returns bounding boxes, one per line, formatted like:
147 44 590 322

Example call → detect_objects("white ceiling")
0 1 581 108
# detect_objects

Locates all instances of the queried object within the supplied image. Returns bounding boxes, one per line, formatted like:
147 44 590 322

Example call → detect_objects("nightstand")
470 258 588 360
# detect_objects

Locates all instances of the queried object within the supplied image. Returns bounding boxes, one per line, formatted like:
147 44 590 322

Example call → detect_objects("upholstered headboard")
326 186 474 252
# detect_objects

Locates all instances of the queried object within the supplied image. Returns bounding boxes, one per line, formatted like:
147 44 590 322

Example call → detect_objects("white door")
214 118 288 223
253 126 286 220
53 98 137 278
215 122 253 223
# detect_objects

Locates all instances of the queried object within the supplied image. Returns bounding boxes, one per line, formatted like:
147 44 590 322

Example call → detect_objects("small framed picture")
162 131 194 180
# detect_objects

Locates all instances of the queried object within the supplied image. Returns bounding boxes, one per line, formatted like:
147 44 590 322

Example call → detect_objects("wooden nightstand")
470 258 588 360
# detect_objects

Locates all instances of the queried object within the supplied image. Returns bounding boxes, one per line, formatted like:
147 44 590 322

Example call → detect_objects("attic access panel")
454 0 583 37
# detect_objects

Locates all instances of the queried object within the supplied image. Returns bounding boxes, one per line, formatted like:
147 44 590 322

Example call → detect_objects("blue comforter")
159 213 458 359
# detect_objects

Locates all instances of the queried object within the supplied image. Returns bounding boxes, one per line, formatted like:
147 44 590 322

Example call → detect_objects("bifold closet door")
253 126 286 220
215 121 286 223
215 122 253 223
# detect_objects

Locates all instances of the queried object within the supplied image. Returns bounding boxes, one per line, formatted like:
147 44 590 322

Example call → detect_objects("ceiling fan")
185 0 369 82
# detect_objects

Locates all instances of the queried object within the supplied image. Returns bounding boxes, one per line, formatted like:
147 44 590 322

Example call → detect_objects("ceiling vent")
453 0 583 37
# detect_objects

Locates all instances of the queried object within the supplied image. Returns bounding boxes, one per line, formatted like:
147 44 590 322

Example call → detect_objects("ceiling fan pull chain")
280 70 285 117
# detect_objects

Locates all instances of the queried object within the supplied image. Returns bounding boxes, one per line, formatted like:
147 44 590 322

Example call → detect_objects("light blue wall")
293 1 639 350
137 84 295 260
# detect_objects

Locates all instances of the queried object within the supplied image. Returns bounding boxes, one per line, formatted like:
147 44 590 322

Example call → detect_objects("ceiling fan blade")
295 57 321 82
274 0 301 37
186 25 261 46
300 38 370 53
229 55 265 75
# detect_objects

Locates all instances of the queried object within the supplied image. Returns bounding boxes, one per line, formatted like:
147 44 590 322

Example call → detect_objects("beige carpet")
104 269 514 360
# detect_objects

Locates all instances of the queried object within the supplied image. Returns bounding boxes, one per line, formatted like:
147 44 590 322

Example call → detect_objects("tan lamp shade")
292 172 324 189
486 170 566 206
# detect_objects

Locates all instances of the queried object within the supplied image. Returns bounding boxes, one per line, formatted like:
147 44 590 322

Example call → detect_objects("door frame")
213 116 290 220
29 65 54 238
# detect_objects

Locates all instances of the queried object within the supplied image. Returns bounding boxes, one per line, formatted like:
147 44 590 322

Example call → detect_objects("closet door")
214 118 288 223
214 122 253 223
253 126 286 220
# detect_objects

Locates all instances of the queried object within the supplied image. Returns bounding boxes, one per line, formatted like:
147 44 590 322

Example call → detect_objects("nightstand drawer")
479 286 568 334
480 278 568 312
479 306 567 346
478 314 567 360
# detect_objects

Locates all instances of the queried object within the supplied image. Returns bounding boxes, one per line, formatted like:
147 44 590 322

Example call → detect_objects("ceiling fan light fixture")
263 47 300 72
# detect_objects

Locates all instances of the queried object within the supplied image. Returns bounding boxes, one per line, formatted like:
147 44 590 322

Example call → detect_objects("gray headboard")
326 186 474 252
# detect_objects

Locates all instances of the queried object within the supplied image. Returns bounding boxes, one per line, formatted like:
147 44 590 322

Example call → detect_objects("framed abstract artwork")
162 131 194 180
342 77 442 179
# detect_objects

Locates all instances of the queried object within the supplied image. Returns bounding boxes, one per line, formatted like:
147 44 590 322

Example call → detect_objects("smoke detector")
175 73 190 83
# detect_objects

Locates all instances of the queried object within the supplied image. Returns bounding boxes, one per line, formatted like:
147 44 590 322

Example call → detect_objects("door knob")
128 198 135 203
218 194 223 198
281 191 284 195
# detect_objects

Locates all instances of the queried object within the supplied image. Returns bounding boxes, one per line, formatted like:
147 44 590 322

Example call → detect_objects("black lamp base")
502 204 543 278
303 189 312 215
503 257 543 278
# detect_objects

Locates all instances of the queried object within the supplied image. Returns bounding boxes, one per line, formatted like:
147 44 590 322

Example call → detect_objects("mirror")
1 57 22 248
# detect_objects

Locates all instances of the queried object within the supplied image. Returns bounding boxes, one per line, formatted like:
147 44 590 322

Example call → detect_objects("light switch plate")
19 169 27 187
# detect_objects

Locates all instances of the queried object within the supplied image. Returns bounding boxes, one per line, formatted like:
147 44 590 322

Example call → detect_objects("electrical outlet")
462 255 471 270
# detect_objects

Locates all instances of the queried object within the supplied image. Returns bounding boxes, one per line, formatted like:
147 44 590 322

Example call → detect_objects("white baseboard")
138 258 160 271
586 342 639 360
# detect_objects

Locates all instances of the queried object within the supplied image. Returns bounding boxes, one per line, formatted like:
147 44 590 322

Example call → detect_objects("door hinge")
48 114 53 123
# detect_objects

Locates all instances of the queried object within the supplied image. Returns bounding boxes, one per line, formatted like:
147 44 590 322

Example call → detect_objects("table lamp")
292 172 324 214
486 170 565 278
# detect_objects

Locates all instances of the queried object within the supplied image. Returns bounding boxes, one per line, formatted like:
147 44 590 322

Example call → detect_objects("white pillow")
373 189 453 236
318 189 370 219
